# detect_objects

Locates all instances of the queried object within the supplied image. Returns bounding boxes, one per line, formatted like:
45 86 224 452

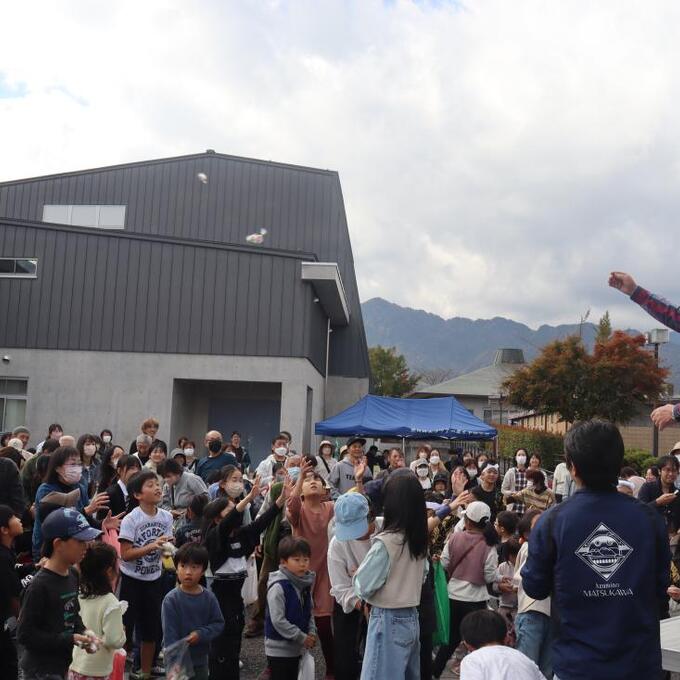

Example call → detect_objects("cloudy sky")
2 0 680 332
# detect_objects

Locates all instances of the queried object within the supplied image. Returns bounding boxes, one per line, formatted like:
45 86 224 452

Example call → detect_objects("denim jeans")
515 610 553 679
360 606 420 680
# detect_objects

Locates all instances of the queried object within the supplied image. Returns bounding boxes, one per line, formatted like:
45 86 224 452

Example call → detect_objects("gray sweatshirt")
328 458 372 498
265 567 317 658
161 470 208 512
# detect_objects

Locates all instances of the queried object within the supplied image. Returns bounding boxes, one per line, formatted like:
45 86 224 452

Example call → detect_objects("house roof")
415 349 525 398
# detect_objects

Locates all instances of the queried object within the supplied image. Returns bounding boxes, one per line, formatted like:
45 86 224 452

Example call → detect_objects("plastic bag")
110 649 127 680
298 650 315 680
163 638 194 680
432 561 450 646
241 554 259 605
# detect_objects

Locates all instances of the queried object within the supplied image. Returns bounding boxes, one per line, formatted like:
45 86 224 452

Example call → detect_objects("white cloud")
2 0 680 332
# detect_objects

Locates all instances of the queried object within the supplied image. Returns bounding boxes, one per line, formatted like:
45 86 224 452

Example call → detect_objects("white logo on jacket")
575 523 633 580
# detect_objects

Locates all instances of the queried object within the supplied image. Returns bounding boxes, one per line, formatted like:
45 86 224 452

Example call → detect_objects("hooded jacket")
522 489 670 680
265 567 317 658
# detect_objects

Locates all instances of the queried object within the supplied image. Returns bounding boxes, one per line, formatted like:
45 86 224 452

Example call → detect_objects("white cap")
463 501 491 524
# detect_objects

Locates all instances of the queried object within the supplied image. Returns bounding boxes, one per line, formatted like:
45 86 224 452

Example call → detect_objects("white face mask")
61 464 82 484
102 435 112 444
83 444 96 457
516 455 527 466
417 467 429 478
184 448 195 457
526 480 534 489
430 455 440 465
467 467 478 479
226 481 244 497
274 446 288 458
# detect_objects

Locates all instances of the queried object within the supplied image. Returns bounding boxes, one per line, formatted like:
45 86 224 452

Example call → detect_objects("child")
286 458 335 676
118 470 174 680
69 542 126 680
162 543 224 680
327 492 374 680
204 475 290 679
513 510 552 679
175 493 209 547
353 470 428 680
493 537 520 636
265 536 317 680
459 609 544 679
17 508 102 680
432 501 499 679
0 505 29 680
493 510 519 561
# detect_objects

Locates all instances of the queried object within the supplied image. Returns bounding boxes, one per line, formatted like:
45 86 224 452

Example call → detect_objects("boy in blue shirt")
265 536 317 679
162 543 224 680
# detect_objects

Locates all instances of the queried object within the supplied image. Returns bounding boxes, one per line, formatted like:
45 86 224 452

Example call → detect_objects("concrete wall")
324 375 370 419
0 348 330 454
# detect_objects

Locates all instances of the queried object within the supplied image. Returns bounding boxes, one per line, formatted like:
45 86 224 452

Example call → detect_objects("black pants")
420 631 433 680
210 579 246 680
333 602 363 680
0 627 17 680
432 599 486 678
267 655 300 680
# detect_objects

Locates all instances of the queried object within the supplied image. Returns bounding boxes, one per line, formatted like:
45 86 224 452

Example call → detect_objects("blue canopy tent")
315 395 497 441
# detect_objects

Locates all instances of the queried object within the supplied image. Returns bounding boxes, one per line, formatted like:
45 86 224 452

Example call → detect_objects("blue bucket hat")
335 492 369 541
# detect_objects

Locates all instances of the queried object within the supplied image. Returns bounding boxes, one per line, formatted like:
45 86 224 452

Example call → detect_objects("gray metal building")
0 150 369 463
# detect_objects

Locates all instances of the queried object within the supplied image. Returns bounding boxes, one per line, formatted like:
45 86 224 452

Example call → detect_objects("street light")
647 329 670 456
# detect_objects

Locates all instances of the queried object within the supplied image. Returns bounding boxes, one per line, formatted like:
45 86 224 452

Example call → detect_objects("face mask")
467 467 478 479
322 447 332 457
274 447 288 458
516 455 527 466
226 482 244 498
209 440 222 454
184 448 195 457
102 435 112 444
61 464 82 484
430 455 440 465
526 481 534 489
83 444 96 457
287 466 301 481
417 467 429 478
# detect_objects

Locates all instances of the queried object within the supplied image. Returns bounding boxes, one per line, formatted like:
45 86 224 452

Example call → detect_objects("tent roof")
315 395 497 440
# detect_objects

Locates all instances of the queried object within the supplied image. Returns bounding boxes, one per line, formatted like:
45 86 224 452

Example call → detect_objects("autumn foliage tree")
502 332 668 424
369 346 420 397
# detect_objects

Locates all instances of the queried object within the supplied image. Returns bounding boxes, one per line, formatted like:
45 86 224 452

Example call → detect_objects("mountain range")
361 297 680 391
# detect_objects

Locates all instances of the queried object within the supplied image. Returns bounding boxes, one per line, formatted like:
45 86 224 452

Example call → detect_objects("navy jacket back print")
522 488 671 680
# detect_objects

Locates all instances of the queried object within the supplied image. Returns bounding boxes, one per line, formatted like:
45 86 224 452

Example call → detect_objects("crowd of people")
0 415 676 680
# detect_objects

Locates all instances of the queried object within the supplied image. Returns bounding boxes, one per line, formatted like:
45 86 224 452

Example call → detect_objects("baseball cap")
671 441 680 454
42 507 102 543
334 492 369 541
463 501 491 524
433 472 449 485
346 436 367 449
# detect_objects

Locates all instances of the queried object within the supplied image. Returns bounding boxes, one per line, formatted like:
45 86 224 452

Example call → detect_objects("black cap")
346 436 367 448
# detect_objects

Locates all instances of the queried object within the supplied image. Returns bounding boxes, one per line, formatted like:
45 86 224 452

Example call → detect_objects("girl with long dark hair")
354 469 428 679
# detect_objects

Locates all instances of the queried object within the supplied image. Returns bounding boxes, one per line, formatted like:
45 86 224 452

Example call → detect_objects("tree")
502 332 668 424
419 367 457 386
595 311 612 345
369 346 420 397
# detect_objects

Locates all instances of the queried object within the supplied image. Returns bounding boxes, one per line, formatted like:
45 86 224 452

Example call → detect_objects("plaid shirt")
513 468 528 515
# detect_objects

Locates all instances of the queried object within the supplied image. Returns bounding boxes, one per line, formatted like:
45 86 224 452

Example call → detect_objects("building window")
483 408 492 423
42 204 126 229
0 378 28 431
0 258 38 278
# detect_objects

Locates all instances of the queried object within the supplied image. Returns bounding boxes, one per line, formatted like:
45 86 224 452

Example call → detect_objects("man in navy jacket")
522 420 671 680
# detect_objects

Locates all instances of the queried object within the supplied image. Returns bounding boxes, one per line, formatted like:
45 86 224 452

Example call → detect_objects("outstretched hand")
608 272 637 296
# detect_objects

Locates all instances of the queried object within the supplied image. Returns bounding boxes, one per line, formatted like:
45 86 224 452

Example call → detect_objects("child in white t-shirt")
460 609 543 680
118 470 173 680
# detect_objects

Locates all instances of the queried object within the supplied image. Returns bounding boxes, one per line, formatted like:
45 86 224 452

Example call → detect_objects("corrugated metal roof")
0 152 368 378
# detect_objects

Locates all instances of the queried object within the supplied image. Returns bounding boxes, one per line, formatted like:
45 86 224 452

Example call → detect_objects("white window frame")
0 377 28 431
42 204 126 230
0 258 38 279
